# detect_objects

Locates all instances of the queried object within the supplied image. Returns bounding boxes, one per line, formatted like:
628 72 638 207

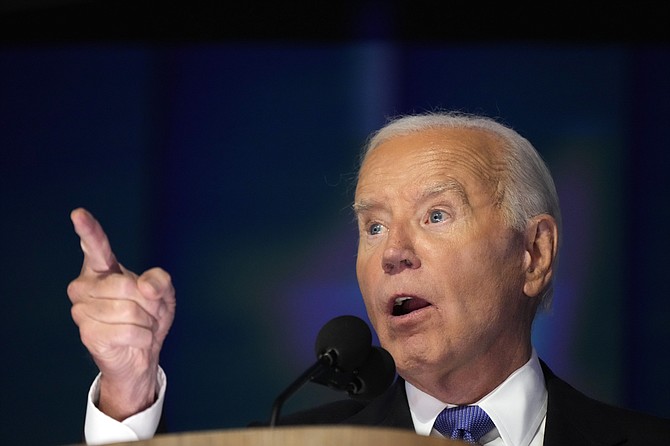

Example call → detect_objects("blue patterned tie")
433 405 494 444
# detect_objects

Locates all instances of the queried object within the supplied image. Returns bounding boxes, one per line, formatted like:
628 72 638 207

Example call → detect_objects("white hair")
359 111 561 310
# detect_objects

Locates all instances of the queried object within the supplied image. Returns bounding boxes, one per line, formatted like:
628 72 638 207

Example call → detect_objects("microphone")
314 314 372 371
348 346 396 399
310 345 396 400
269 315 396 426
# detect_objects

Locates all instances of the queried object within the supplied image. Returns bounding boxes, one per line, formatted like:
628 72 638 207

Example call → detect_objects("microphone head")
314 315 372 372
348 346 396 400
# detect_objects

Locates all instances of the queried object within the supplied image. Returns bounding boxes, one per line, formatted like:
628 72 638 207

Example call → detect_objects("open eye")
368 222 384 235
428 210 446 224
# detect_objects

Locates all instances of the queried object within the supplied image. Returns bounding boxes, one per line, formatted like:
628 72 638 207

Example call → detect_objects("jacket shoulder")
541 360 670 445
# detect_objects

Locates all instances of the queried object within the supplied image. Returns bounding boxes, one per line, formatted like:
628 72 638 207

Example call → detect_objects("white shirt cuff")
84 367 166 445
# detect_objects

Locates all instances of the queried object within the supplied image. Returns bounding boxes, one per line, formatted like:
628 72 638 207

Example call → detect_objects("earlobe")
523 215 558 298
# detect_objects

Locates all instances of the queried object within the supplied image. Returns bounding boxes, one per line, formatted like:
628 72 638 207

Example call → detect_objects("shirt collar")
405 349 547 446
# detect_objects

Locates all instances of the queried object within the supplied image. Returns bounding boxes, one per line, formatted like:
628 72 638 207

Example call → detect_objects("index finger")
70 207 122 275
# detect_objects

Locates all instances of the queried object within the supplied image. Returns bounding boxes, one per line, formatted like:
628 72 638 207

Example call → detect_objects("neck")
404 341 533 404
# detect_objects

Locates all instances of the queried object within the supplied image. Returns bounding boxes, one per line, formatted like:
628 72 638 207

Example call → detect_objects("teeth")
394 297 412 306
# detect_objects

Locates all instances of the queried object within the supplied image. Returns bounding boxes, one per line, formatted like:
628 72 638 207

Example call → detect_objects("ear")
522 214 558 298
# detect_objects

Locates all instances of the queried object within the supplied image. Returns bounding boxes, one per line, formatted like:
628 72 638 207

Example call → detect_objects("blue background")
1 3 669 445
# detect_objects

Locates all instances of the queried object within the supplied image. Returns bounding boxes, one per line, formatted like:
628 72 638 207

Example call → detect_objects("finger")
137 268 175 304
70 207 122 275
71 298 158 332
68 269 140 303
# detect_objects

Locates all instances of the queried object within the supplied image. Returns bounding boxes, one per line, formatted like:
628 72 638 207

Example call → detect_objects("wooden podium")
99 426 466 445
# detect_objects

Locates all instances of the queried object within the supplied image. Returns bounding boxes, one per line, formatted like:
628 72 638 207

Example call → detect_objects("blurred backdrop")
1 2 669 445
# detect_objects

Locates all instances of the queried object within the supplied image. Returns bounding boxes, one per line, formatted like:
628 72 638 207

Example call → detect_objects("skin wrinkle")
68 206 176 421
363 128 509 223
353 179 469 219
355 127 538 404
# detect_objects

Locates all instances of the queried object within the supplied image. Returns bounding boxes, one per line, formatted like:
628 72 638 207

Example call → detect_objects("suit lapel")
541 360 626 446
342 361 630 445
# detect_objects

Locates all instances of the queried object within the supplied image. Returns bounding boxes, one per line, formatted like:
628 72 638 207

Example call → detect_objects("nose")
382 228 421 274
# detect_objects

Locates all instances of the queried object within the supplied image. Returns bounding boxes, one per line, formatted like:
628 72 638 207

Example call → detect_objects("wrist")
98 366 158 421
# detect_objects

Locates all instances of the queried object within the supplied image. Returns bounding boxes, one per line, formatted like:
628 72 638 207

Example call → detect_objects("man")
68 112 670 445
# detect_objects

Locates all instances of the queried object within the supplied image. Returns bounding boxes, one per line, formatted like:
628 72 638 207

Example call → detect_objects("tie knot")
433 405 494 444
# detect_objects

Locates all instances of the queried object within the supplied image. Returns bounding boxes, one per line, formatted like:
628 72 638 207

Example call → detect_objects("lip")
386 293 434 318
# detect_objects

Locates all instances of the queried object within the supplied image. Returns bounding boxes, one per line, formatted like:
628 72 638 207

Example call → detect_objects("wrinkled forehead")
355 127 505 198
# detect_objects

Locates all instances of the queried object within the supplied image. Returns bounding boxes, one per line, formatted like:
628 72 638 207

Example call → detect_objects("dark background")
1 2 669 445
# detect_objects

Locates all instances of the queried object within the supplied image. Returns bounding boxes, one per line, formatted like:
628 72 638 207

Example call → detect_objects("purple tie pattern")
433 405 494 444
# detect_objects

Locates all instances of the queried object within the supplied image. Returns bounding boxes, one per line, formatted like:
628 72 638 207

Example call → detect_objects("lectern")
89 426 466 445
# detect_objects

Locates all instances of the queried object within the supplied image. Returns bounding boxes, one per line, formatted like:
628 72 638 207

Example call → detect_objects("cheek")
356 253 378 316
448 239 525 317
450 230 521 279
356 243 380 291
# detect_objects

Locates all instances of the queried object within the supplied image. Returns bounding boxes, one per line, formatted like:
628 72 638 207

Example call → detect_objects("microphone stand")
269 353 333 427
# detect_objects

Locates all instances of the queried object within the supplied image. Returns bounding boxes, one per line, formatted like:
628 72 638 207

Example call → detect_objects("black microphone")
313 314 372 371
309 345 396 400
269 315 395 426
347 346 396 400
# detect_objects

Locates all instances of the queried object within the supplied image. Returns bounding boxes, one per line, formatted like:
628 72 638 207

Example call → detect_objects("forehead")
355 127 504 201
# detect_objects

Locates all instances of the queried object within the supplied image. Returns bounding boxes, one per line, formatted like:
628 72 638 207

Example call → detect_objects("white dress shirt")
407 349 547 446
84 367 166 445
84 350 547 445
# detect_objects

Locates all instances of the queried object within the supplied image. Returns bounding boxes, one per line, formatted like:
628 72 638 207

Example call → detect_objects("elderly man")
68 112 670 445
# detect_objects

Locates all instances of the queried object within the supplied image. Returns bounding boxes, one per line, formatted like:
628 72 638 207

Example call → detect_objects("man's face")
354 128 532 394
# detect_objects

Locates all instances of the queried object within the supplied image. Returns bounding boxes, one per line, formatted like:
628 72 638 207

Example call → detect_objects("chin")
388 342 438 377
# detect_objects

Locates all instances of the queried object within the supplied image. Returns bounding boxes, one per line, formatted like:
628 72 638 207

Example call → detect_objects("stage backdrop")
1 42 669 445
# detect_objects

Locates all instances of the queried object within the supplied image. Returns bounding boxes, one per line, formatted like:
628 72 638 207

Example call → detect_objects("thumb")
138 268 175 302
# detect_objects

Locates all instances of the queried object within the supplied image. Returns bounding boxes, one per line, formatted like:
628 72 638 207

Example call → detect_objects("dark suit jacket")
277 361 670 445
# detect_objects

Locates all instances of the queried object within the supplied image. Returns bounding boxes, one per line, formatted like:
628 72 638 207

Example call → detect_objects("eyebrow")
422 180 470 206
352 179 469 215
351 200 378 215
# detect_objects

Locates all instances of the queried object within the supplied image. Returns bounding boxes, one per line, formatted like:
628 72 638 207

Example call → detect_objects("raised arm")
67 208 176 420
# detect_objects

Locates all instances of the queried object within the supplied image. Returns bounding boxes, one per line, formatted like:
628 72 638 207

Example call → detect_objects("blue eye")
429 210 445 223
368 223 383 235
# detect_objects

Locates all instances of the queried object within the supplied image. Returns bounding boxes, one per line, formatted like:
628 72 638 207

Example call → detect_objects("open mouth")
392 296 431 316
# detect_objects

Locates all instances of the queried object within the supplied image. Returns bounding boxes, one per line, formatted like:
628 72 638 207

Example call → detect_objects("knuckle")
70 304 84 324
78 323 102 351
158 268 172 283
140 267 174 298
110 298 139 320
113 275 139 297
151 268 171 285
66 279 85 300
